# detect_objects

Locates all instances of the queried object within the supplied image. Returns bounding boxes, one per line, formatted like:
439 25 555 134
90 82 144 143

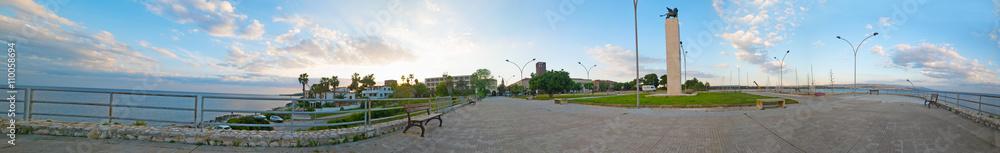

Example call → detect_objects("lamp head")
873 32 879 36
786 50 790 53
836 36 841 39
578 62 581 64
906 79 910 82
593 65 597 67
505 59 509 62
680 41 683 44
531 58 536 61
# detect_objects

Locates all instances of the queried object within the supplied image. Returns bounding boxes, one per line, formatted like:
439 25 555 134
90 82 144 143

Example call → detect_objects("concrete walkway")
2 94 998 152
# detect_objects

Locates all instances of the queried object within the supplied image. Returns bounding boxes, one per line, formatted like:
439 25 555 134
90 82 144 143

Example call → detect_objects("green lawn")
572 92 797 105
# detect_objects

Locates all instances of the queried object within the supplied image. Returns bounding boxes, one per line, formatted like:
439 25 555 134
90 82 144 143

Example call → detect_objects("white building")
320 87 355 100
362 85 393 99
424 74 497 95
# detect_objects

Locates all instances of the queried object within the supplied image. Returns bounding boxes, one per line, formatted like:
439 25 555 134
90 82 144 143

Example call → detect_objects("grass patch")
572 92 797 105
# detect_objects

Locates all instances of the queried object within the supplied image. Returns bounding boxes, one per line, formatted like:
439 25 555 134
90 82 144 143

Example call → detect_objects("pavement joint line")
744 113 806 153
845 105 887 153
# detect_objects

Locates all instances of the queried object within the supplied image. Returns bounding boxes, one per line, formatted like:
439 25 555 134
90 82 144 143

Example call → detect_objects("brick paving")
2 94 998 152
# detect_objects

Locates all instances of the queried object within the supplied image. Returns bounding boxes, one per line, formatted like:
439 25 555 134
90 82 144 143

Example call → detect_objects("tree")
829 69 835 86
583 83 594 93
572 83 583 92
435 83 450 96
508 84 525 95
658 74 669 88
470 69 494 92
361 74 376 90
328 76 340 90
443 75 454 95
684 78 709 91
413 82 429 97
643 73 660 88
393 84 415 98
348 73 360 95
298 73 309 98
456 78 467 90
529 70 574 98
497 84 506 95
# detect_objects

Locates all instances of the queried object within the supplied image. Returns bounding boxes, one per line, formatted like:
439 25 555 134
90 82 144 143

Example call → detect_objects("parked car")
253 115 266 119
269 116 284 123
212 125 231 130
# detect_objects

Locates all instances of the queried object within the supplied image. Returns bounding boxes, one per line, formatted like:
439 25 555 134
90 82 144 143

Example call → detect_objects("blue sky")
1 0 998 95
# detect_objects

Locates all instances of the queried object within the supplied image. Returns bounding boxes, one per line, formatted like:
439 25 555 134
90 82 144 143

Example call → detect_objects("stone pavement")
2 94 998 152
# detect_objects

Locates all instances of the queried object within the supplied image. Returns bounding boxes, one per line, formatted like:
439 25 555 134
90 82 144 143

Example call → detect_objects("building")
424 74 497 95
536 62 546 76
362 85 393 99
592 80 617 92
384 80 397 86
319 87 355 100
571 78 592 93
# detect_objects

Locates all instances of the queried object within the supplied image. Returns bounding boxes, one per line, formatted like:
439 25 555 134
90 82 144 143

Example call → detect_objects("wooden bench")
755 98 786 110
924 94 939 108
869 90 879 95
403 103 442 137
554 98 568 104
467 97 476 105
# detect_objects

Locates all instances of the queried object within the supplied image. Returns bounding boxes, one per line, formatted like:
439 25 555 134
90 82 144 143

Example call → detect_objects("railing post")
365 98 371 128
109 92 114 124
978 96 982 115
291 99 296 128
195 95 203 128
25 88 32 121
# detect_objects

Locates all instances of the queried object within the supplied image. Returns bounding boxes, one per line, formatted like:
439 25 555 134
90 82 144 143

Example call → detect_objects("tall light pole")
633 0 640 108
506 75 515 85
774 50 789 92
737 67 740 91
906 79 915 89
836 32 878 95
578 62 597 80
506 58 536 88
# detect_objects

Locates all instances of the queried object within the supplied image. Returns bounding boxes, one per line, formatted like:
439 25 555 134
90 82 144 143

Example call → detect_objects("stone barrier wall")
10 119 407 147
937 103 1000 131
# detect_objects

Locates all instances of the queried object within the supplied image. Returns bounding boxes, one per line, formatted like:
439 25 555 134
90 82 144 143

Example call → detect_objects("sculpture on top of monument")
660 7 678 19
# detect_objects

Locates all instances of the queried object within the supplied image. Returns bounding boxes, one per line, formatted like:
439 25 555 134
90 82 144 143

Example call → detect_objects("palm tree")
299 73 309 98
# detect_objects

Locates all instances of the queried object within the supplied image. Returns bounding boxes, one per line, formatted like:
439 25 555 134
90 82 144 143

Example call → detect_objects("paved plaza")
3 93 999 152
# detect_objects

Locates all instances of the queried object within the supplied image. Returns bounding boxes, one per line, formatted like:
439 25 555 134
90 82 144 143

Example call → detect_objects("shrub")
133 121 146 126
226 116 274 131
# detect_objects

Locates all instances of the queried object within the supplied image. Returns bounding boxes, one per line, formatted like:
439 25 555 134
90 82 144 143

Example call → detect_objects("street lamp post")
836 32 878 95
578 62 597 80
774 50 789 92
505 58 536 88
633 0 640 108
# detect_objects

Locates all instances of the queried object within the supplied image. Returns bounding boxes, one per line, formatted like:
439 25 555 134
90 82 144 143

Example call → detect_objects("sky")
1 0 998 95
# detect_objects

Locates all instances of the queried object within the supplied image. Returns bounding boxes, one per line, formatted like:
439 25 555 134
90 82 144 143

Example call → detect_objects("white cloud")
0 0 158 75
713 63 730 67
140 41 180 58
683 70 716 79
720 51 729 56
190 29 199 33
713 0 810 74
587 44 664 79
866 24 873 29
886 43 998 85
878 17 894 26
812 40 825 46
425 0 440 11
222 15 418 72
869 45 887 56
143 0 264 39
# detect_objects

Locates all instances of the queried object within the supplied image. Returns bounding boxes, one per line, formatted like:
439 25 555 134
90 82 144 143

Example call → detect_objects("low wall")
937 103 1000 131
10 119 407 147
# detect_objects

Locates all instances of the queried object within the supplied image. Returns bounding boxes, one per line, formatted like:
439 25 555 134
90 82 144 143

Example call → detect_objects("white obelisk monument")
664 17 681 94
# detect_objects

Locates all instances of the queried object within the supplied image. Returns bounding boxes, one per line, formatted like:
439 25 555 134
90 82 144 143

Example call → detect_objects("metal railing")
714 87 1000 117
7 86 472 130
